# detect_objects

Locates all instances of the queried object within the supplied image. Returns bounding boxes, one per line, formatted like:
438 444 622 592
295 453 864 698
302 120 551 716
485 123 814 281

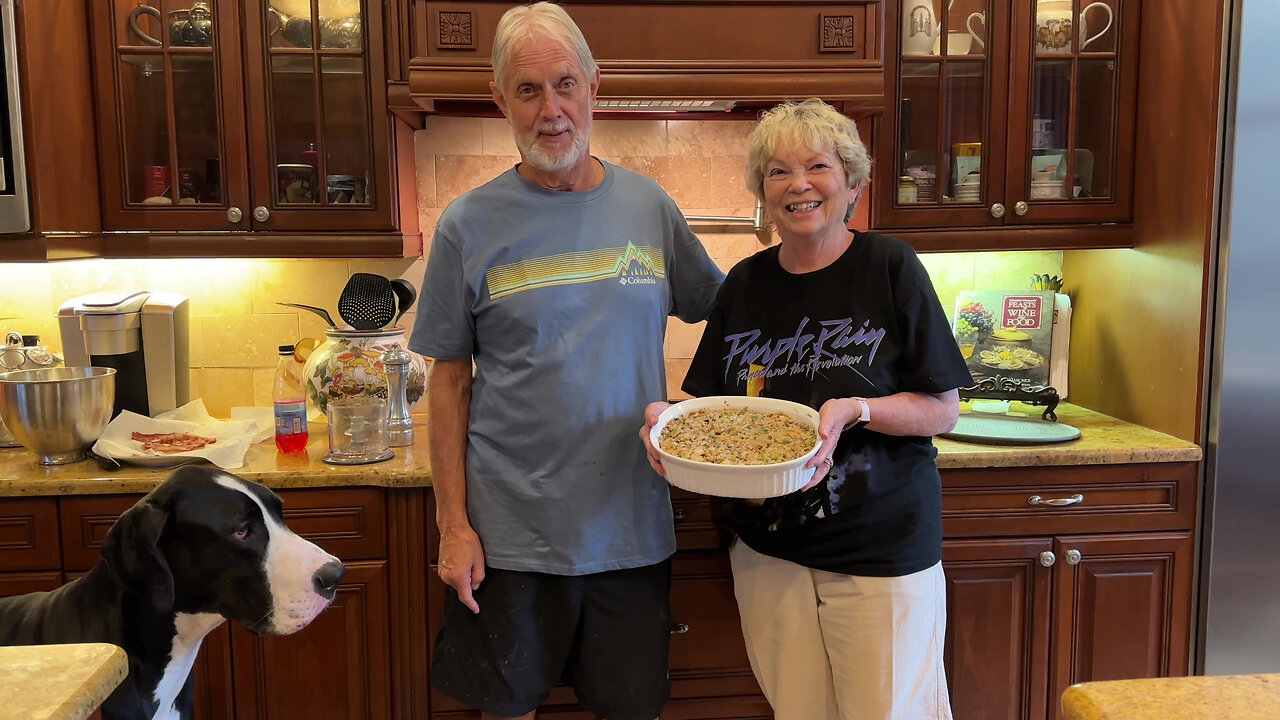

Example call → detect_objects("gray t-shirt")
410 160 723 575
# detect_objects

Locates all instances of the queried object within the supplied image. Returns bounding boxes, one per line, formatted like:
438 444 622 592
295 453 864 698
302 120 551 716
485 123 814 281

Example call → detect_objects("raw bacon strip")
130 431 217 454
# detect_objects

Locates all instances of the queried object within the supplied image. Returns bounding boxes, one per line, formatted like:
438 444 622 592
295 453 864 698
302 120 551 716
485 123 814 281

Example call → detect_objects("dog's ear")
102 500 174 613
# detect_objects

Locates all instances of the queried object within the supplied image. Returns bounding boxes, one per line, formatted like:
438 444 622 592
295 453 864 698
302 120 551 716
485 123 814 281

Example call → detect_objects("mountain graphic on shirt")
487 241 666 299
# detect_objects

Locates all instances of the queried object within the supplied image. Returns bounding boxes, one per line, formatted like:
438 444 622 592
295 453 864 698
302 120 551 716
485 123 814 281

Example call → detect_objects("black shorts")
430 558 673 719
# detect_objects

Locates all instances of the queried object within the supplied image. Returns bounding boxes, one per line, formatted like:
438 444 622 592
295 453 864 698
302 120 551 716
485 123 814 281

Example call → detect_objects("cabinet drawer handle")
1028 493 1084 507
670 623 690 634
673 508 687 521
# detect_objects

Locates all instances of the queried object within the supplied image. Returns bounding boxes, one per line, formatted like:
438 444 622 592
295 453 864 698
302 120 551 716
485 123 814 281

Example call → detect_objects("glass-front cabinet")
874 0 1139 231
90 0 394 232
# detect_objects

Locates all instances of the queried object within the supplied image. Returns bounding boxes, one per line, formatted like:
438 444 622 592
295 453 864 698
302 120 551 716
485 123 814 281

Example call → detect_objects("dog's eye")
233 523 251 541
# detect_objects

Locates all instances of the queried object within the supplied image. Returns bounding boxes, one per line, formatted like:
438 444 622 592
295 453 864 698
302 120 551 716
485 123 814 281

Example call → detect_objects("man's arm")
427 357 486 613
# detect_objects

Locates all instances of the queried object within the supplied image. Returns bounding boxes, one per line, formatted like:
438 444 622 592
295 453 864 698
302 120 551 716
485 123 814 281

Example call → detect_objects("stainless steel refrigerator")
1197 0 1280 676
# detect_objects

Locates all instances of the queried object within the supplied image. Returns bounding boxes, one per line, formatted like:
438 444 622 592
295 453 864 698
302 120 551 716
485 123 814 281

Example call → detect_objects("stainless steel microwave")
0 0 29 233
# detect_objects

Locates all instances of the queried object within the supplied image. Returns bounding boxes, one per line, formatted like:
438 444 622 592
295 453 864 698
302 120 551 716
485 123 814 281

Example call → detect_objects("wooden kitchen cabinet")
941 463 1197 720
873 0 1140 247
85 0 406 249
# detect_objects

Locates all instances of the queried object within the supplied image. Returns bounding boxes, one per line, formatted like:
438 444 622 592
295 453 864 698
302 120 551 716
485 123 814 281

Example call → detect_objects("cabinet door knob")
990 203 1005 218
253 206 271 222
226 207 243 223
1014 200 1029 216
670 623 690 634
1039 551 1056 567
1065 549 1082 565
1028 493 1084 507
673 508 687 521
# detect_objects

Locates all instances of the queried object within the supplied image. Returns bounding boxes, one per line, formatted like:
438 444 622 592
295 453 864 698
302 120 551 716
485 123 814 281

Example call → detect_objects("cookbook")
952 290 1070 395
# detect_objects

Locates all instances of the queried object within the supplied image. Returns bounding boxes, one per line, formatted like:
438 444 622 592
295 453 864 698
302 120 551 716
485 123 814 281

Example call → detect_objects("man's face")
491 37 598 173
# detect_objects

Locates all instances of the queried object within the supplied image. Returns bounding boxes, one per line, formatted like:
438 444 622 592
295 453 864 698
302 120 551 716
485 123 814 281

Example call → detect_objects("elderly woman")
641 98 971 720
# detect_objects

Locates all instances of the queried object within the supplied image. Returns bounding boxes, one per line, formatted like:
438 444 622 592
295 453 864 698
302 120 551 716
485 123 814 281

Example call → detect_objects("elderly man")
409 3 723 719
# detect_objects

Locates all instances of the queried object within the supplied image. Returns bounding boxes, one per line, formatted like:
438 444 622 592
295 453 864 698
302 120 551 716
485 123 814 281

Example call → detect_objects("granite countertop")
0 405 1201 497
1061 674 1280 719
0 643 127 720
934 402 1202 469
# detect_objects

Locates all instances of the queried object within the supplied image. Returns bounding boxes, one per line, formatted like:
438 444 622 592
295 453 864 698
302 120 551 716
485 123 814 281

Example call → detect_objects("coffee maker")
59 291 190 418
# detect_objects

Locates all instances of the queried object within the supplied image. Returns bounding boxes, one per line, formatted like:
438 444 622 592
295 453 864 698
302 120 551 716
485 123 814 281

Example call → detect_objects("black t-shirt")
682 231 973 577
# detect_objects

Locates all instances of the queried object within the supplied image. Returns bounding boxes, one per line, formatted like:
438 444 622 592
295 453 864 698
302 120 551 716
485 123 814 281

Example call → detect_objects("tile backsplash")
0 116 1060 415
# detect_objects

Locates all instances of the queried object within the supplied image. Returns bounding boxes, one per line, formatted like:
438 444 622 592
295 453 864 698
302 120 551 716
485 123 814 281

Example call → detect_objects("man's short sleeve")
409 226 474 360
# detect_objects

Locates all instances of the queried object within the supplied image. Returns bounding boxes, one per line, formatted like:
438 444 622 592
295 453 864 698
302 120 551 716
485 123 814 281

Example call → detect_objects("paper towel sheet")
92 400 260 469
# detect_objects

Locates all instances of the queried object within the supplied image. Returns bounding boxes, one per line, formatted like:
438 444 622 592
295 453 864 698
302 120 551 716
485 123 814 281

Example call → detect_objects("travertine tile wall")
0 116 1061 415
412 115 1062 399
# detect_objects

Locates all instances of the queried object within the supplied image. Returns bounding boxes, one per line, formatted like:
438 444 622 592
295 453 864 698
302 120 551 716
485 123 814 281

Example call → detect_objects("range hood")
408 1 885 116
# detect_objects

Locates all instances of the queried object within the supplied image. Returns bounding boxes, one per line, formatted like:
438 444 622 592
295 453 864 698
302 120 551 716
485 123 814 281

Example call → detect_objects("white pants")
729 541 953 720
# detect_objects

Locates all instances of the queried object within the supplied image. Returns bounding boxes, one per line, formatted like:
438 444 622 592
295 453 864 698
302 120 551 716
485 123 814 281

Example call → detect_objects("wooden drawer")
942 462 1198 537
672 494 727 552
0 570 64 597
61 488 387 571
0 498 60 571
273 488 387 561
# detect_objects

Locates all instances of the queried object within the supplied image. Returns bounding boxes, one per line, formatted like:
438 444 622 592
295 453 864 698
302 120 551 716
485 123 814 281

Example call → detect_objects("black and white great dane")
0 466 345 720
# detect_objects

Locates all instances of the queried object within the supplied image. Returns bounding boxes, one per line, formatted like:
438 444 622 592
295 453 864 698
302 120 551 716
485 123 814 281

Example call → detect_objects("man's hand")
438 525 486 614
639 401 672 476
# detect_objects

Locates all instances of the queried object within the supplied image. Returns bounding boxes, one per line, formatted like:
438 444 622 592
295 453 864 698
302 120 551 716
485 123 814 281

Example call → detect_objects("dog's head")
102 466 345 635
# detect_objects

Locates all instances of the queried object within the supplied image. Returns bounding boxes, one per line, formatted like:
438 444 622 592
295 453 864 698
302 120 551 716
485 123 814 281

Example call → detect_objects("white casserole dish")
651 396 821 498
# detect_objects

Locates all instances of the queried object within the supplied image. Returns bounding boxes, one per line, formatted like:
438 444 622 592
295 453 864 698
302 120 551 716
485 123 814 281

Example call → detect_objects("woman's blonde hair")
744 99 872 221
492 2 598 90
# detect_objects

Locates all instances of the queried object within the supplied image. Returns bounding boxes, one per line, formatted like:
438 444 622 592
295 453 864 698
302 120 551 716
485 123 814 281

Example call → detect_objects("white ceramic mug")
1078 2 1114 50
967 12 986 49
1036 0 1114 52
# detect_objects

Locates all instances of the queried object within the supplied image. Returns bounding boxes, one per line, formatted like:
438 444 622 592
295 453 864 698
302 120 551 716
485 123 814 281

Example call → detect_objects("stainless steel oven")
0 0 29 233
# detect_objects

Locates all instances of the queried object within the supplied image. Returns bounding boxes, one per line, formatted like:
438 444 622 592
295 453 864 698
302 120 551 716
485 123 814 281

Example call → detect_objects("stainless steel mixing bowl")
0 367 116 464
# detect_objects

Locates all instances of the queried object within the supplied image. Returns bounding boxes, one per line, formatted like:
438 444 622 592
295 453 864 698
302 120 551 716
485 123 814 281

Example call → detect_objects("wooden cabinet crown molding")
410 1 885 116
409 58 886 113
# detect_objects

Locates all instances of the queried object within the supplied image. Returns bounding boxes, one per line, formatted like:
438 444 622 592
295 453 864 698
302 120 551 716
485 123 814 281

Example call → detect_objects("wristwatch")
848 397 871 430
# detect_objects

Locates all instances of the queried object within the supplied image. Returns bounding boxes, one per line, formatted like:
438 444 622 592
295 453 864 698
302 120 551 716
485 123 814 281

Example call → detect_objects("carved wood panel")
943 537 1053 720
0 498 60 570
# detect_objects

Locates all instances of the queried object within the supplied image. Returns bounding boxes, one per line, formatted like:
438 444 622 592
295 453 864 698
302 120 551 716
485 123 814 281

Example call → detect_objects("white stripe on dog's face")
215 476 341 634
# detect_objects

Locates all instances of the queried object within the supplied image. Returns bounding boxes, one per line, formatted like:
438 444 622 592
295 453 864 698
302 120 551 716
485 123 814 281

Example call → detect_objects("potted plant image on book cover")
953 291 1056 390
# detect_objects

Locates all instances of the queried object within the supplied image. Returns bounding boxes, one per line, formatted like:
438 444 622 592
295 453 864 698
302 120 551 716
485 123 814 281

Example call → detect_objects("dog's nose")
312 560 346 599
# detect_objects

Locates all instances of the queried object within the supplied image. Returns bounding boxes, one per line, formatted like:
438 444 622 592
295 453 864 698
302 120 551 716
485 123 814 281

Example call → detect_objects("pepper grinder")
382 345 414 447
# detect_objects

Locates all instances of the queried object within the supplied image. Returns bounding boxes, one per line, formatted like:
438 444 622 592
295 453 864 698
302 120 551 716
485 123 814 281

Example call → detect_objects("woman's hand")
800 397 861 490
640 401 671 477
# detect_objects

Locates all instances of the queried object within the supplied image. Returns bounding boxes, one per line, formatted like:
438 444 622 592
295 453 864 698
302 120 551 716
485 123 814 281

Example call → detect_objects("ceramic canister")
301 326 429 415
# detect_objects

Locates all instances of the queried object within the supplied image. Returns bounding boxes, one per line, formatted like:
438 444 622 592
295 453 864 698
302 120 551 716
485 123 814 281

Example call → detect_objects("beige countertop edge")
0 405 1201 497
0 643 127 720
1061 674 1280 719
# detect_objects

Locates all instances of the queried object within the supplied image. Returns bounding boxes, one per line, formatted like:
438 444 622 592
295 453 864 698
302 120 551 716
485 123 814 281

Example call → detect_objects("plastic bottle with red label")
273 344 309 453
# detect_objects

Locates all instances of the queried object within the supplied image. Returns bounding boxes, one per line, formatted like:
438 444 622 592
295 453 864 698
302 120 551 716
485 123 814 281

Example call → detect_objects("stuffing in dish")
660 408 815 465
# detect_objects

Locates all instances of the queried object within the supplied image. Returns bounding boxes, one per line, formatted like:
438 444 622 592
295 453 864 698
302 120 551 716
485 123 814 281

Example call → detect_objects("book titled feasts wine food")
952 290 1071 395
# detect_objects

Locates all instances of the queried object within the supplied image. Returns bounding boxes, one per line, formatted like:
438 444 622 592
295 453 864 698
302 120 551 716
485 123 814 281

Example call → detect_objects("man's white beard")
516 116 592 173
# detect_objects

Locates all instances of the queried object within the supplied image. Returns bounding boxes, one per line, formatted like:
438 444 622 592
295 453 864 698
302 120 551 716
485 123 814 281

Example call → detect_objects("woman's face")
762 140 858 245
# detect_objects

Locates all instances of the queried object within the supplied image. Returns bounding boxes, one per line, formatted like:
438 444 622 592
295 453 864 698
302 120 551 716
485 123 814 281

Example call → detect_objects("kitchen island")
0 643 127 720
0 404 1201 720
1061 674 1280 719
